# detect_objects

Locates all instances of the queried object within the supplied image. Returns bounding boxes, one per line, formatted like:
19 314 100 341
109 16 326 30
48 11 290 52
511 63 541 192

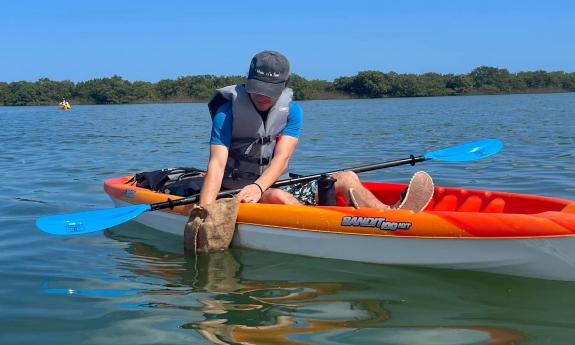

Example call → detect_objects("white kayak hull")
111 198 575 281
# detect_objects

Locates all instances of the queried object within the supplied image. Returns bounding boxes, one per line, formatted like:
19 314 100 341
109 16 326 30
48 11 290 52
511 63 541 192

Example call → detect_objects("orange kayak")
105 176 575 281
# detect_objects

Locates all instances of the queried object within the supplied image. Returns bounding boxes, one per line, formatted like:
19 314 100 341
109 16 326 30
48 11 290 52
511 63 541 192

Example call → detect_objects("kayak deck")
104 176 575 239
104 176 575 280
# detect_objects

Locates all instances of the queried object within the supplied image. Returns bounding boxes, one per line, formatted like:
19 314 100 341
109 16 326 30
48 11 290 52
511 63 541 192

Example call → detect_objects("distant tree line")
1 66 574 106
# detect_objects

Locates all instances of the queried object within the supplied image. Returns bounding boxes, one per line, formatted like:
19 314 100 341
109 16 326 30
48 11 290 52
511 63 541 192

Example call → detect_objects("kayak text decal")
65 221 85 233
341 216 412 231
124 189 136 198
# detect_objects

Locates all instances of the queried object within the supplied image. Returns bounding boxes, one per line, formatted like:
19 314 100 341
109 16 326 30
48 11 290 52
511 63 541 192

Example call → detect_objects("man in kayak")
200 51 433 211
59 97 70 109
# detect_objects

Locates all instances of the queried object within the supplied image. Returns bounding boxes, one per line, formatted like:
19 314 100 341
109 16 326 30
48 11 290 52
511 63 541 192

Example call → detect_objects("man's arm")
199 144 228 206
200 102 232 206
256 135 299 189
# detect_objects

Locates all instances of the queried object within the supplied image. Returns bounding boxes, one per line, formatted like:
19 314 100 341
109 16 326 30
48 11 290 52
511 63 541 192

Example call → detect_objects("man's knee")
260 188 301 205
332 171 360 191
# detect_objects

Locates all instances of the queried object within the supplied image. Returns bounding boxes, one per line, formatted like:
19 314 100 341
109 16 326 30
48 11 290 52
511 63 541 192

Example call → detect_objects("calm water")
1 93 575 345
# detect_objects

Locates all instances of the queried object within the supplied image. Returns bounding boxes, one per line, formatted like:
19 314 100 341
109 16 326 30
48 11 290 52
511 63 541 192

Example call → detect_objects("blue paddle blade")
424 138 503 162
36 204 150 235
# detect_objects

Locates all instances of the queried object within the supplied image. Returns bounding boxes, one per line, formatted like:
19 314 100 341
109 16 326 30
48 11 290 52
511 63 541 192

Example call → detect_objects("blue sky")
1 0 573 82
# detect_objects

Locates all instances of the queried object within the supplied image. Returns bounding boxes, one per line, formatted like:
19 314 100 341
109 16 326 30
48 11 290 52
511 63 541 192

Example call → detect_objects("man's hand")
237 183 263 203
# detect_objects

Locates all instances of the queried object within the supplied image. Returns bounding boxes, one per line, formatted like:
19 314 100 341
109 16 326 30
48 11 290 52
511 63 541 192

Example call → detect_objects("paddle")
36 138 503 235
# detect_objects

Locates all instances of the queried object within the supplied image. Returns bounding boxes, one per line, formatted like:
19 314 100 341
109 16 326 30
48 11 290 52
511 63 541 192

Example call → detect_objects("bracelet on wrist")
251 182 264 195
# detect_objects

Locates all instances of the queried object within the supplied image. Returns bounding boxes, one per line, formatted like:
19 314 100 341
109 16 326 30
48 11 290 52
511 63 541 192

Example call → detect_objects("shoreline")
1 89 573 107
2 67 574 106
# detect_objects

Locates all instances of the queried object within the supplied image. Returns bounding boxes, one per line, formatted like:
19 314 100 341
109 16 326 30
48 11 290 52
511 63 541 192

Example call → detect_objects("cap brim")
245 79 285 98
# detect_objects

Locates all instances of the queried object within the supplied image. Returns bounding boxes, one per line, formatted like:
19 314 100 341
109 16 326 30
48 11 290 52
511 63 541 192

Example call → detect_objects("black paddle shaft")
149 154 426 211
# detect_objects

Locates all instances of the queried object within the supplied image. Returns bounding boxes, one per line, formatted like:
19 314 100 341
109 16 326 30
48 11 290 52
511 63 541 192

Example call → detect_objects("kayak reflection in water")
200 50 434 212
184 252 523 345
103 228 524 345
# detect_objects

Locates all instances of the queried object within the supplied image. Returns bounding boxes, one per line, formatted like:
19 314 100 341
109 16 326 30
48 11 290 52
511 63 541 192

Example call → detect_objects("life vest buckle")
232 168 240 180
257 136 272 144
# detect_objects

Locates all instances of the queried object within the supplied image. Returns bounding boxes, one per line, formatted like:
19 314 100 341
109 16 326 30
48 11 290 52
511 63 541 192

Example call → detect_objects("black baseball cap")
245 51 290 98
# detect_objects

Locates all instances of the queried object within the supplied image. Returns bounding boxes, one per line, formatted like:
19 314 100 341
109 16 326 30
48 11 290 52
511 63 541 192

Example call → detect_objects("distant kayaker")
59 98 70 109
200 50 434 211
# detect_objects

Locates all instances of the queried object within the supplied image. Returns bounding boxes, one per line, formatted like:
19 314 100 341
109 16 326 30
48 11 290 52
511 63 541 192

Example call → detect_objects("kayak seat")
482 198 506 213
434 194 459 211
434 195 506 213
458 195 483 212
